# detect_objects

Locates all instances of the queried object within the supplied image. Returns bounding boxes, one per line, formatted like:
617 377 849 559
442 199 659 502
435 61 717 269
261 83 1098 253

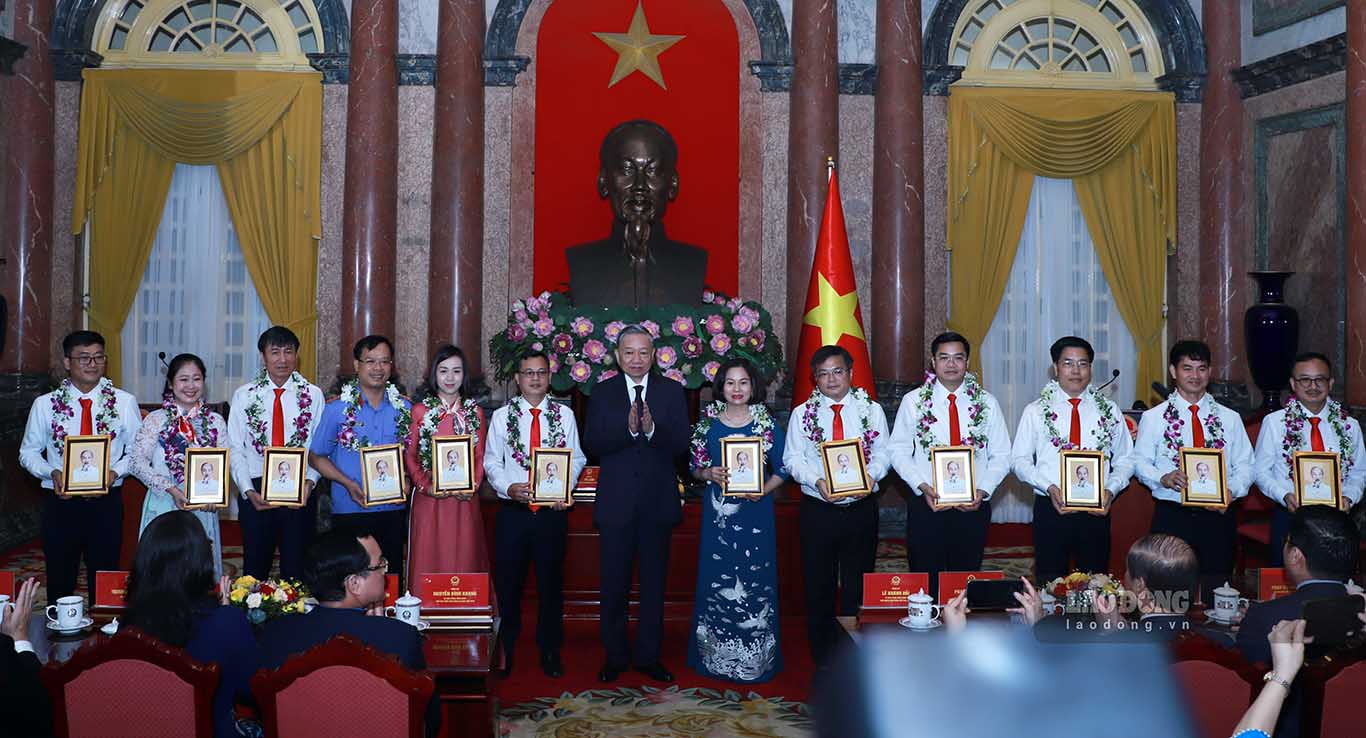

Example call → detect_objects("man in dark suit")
0 578 50 738
585 325 690 683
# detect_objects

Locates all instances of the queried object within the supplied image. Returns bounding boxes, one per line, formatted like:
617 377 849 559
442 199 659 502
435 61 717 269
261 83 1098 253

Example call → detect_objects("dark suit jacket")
565 224 707 307
185 606 261 738
1236 581 1348 665
258 605 425 672
0 634 50 738
585 372 689 527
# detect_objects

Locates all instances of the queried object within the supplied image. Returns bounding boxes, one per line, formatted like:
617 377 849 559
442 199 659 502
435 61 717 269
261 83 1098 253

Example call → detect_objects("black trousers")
330 509 409 582
800 494 878 666
42 489 123 604
1033 495 1111 584
1150 500 1236 602
906 492 992 598
239 477 310 580
598 518 674 668
493 502 568 657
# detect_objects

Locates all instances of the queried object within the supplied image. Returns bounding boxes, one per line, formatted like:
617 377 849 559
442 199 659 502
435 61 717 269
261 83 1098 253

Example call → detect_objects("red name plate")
862 573 930 608
414 573 491 609
938 570 1005 605
0 571 13 598
575 466 600 492
1258 568 1293 601
384 573 400 607
95 571 131 608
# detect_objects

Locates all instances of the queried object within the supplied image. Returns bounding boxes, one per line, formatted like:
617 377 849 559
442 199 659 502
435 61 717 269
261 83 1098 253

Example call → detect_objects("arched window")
949 0 1163 90
92 0 324 69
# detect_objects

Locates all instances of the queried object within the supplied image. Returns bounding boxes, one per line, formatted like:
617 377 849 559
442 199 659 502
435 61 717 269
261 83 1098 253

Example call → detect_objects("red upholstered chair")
250 634 435 738
1168 633 1262 738
1299 652 1366 738
39 627 220 738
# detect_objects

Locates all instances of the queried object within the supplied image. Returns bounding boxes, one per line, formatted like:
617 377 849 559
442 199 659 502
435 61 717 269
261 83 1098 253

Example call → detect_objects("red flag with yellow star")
791 165 877 407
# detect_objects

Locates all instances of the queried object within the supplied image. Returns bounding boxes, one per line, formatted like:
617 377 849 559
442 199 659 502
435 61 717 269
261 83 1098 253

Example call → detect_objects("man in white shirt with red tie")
782 345 890 667
888 332 1011 598
1134 340 1254 600
19 331 142 604
1253 351 1366 564
227 326 324 580
1011 336 1134 584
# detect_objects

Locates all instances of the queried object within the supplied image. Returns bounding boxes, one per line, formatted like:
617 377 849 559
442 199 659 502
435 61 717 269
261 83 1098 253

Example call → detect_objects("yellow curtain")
73 68 323 382
947 87 1176 404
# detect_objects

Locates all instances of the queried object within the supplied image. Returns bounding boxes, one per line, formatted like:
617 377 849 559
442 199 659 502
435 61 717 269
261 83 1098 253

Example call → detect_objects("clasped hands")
627 401 655 436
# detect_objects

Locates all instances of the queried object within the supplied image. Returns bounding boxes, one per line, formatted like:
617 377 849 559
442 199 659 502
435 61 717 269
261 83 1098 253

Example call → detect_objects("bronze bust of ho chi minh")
565 119 708 308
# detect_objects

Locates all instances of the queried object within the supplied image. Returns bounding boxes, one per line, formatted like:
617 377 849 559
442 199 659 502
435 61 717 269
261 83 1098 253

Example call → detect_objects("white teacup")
46 595 84 629
385 592 422 626
907 589 943 627
1040 592 1062 616
1211 582 1248 622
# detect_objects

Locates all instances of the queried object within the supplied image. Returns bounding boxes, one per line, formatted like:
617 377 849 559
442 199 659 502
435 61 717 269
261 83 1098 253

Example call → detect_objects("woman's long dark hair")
415 344 469 400
162 353 208 402
123 511 218 647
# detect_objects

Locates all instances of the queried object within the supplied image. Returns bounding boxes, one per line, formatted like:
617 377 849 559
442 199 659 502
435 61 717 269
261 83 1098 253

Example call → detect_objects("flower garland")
158 398 219 485
801 388 878 463
1160 399 1226 466
415 395 482 472
243 372 315 454
1281 398 1356 478
336 380 411 452
1039 382 1117 454
506 400 567 469
913 372 989 452
50 379 121 448
689 400 778 470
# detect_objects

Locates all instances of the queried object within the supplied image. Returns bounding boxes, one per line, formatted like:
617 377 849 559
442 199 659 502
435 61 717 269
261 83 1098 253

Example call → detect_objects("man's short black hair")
1126 534 1198 605
1292 351 1332 372
929 332 971 360
304 530 374 603
352 334 395 360
62 330 105 356
1168 340 1211 367
257 326 300 354
810 345 854 373
599 119 678 169
1286 506 1359 582
1050 336 1095 363
520 351 550 369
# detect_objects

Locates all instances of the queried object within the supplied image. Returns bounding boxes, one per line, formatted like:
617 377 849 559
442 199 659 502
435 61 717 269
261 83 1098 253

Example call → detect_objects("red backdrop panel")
532 0 740 296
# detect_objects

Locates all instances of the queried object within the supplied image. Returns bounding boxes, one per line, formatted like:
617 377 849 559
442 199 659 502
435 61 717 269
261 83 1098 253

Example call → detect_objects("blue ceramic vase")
1244 271 1298 410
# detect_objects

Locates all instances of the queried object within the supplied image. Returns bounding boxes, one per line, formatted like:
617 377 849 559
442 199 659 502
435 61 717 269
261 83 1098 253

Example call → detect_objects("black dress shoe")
634 662 675 683
598 663 623 683
541 650 563 678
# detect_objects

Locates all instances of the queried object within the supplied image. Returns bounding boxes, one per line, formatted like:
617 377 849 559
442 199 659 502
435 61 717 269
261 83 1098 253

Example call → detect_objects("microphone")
1096 369 1121 392
158 351 170 370
1150 382 1171 401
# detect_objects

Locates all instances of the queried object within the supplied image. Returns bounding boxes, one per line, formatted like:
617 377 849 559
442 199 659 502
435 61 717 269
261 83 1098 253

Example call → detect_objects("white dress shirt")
484 396 587 500
1010 382 1135 497
226 375 324 497
782 390 891 505
887 378 1012 499
1133 393 1254 503
1253 402 1366 507
20 378 142 490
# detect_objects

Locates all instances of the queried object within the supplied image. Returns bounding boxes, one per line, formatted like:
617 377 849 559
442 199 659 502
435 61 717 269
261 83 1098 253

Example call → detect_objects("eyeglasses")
815 367 848 380
360 358 393 368
519 369 550 378
363 557 389 574
1059 360 1092 369
70 354 107 366
1293 376 1330 387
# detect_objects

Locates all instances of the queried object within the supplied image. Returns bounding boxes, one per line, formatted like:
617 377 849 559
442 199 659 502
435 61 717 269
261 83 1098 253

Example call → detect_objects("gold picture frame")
931 446 976 506
431 435 476 496
530 447 573 503
820 438 871 498
62 435 111 496
719 436 764 496
1293 451 1342 508
1060 449 1105 511
185 448 230 509
262 447 307 507
1180 447 1229 508
360 444 406 507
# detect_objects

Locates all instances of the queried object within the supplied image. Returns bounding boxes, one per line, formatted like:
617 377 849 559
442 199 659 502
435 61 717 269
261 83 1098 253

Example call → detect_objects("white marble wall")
1242 0 1345 64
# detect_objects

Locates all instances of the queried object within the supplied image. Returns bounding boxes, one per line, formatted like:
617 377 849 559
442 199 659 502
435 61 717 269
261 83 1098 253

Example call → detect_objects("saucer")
47 617 94 634
898 616 943 631
414 619 430 632
1203 609 1241 625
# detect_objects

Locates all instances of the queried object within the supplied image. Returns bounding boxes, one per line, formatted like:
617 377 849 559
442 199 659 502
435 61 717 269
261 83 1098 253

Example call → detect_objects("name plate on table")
938 571 1004 605
414 573 491 609
862 573 930 608
0 571 13 598
572 466 601 503
94 571 130 610
1258 568 1293 601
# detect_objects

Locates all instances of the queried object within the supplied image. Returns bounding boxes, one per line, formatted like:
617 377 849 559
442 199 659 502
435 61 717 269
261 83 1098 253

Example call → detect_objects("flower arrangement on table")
489 289 785 394
227 575 308 624
1045 572 1125 613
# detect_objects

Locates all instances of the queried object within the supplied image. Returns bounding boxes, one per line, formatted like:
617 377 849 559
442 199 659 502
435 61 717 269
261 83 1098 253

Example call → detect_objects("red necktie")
78 398 93 435
1068 398 1082 448
831 404 845 441
947 393 962 446
529 408 542 450
1310 417 1326 452
1189 405 1205 448
271 388 286 447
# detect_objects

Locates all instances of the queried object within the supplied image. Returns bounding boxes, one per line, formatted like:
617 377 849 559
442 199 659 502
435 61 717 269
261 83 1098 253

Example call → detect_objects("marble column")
785 0 840 359
427 0 485 377
871 0 924 385
1 0 53 379
1199 0 1248 401
1347 0 1366 406
340 0 399 364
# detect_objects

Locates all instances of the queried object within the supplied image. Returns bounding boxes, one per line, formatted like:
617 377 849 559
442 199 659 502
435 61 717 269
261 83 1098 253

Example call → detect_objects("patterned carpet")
874 539 1035 579
498 687 812 738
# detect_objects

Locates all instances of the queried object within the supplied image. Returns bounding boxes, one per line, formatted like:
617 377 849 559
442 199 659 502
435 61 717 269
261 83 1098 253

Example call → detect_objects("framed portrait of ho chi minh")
185 448 230 509
1294 451 1342 508
530 447 573 504
719 436 764 496
931 446 976 506
63 435 111 496
820 438 871 499
360 444 406 507
262 447 307 507
431 435 476 497
1180 447 1229 508
1059 450 1105 511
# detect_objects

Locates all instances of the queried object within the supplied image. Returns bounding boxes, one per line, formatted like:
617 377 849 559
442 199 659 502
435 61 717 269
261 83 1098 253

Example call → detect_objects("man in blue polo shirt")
311 335 413 581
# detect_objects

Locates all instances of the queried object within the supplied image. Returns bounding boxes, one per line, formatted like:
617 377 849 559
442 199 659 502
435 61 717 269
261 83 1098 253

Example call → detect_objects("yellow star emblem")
803 274 866 346
592 2 685 89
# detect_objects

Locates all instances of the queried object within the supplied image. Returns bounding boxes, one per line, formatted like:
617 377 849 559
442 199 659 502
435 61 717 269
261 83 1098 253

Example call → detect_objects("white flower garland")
1039 382 1117 454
